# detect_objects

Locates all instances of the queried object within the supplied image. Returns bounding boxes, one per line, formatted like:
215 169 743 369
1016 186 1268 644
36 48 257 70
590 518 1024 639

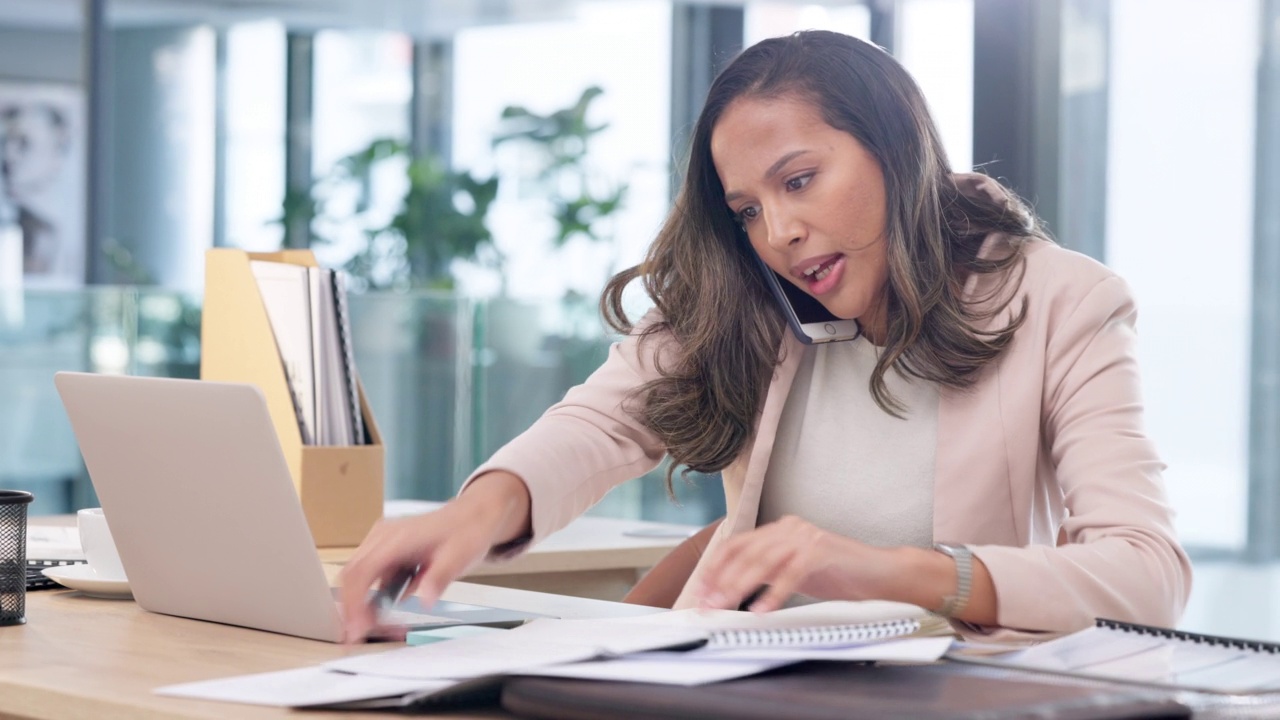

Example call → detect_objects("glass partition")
0 287 724 526
0 287 199 514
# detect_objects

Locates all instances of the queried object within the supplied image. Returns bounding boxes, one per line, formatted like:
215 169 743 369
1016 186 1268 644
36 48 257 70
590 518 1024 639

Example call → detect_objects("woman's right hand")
337 471 532 643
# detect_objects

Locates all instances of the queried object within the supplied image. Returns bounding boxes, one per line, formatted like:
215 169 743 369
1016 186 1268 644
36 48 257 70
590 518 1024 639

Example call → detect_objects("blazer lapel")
933 373 1022 545
724 332 805 535
933 231 1024 546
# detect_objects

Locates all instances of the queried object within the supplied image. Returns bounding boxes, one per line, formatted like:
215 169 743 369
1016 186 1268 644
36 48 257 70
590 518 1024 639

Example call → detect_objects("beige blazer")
468 223 1192 634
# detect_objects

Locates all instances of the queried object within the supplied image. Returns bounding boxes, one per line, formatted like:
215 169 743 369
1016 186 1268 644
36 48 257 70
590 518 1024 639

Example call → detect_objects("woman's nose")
763 207 804 250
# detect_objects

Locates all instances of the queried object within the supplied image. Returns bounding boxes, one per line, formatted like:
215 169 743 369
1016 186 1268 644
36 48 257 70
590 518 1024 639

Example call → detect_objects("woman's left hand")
693 515 895 612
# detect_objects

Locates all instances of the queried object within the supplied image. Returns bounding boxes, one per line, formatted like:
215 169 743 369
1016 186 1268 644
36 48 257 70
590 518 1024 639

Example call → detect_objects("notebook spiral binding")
1095 618 1280 654
25 559 87 591
330 271 364 446
706 618 922 649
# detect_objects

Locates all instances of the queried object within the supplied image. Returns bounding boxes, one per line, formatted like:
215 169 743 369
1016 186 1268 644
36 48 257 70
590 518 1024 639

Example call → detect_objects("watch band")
932 543 972 617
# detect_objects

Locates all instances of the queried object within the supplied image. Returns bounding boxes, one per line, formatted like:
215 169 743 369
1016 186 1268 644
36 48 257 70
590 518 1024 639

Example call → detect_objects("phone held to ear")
756 254 862 344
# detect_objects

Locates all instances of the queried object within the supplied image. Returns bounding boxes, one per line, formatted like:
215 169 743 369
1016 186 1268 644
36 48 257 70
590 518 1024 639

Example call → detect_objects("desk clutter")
24 524 84 590
151 597 1280 718
24 516 133 597
201 249 384 547
954 618 1280 696
155 600 955 710
24 559 85 591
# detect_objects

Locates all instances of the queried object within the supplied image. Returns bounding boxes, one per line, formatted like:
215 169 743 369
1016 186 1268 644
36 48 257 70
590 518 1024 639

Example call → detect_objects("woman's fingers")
695 517 830 611
745 557 806 612
697 529 792 609
338 506 502 642
338 519 444 642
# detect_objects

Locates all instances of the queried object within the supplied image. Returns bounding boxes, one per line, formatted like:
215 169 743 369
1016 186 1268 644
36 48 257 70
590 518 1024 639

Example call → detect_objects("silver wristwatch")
932 543 972 617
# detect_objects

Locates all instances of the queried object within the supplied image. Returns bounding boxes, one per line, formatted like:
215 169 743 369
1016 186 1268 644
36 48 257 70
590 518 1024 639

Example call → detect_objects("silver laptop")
53 371 546 643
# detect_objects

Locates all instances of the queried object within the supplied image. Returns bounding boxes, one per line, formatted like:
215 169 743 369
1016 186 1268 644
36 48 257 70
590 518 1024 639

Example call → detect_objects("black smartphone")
754 254 862 344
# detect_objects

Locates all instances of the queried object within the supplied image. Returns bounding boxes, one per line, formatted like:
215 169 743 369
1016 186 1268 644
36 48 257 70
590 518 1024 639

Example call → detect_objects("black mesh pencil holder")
0 490 34 626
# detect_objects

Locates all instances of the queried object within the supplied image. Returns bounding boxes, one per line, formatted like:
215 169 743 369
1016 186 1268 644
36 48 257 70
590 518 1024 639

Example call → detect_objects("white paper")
517 653 796 686
614 600 930 632
324 635 600 680
995 627 1166 672
25 526 84 561
508 618 710 655
155 667 451 707
308 266 355 446
383 499 443 518
688 636 954 663
325 619 708 680
251 260 316 444
993 626 1280 693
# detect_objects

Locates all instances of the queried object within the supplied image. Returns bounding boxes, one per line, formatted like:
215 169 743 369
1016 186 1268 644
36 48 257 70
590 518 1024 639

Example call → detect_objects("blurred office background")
0 0 1276 636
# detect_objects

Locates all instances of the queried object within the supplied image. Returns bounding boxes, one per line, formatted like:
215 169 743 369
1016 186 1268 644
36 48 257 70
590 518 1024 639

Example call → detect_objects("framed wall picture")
0 81 85 288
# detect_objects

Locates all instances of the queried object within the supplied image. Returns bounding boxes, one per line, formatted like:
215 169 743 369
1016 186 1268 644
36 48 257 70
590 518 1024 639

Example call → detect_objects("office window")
746 0 973 173
898 0 974 172
451 0 672 302
311 30 413 268
451 1 691 520
223 20 286 252
744 3 872 44
1105 0 1259 550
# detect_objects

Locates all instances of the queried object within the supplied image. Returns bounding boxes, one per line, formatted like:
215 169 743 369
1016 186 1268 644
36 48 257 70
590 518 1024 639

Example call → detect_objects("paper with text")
25 526 83 561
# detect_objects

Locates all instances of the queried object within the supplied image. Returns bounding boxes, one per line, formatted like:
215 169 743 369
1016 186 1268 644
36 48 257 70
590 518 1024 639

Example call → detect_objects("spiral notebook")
25 559 87 590
951 618 1280 695
704 615 928 649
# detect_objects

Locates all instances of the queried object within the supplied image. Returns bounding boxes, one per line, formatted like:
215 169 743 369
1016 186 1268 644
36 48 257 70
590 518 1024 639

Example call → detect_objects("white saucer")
42 564 133 600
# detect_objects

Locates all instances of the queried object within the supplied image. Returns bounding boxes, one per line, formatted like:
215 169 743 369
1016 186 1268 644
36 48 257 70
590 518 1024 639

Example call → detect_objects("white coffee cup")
77 508 127 581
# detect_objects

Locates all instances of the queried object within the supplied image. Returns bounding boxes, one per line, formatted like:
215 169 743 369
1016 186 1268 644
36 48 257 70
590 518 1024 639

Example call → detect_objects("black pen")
739 585 769 611
372 565 420 614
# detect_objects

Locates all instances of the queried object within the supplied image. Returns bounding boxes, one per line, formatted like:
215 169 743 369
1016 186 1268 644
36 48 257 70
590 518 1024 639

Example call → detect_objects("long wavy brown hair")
601 31 1045 492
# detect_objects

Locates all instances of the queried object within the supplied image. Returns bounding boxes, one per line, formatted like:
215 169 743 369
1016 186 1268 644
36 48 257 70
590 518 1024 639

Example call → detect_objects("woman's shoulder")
968 235 1135 335
955 172 1125 302
1021 239 1116 287
974 233 1117 289
1018 239 1130 306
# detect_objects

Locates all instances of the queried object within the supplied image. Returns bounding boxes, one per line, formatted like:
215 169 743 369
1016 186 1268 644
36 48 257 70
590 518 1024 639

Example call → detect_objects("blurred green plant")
492 85 627 250
276 140 498 291
277 85 626 294
330 139 498 290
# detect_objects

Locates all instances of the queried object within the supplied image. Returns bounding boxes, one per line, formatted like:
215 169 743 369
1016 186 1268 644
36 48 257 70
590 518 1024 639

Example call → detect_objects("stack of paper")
250 261 363 446
155 604 955 710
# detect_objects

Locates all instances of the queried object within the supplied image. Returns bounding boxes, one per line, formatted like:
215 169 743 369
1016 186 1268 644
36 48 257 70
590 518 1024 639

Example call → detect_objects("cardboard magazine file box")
200 248 384 548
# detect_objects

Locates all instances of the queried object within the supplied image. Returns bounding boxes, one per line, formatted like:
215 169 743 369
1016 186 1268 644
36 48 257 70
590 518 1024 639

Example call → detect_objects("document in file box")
251 260 361 446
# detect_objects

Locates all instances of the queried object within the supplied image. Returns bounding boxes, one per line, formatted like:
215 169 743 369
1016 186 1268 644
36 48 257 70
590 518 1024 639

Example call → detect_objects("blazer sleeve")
969 275 1193 632
458 311 673 553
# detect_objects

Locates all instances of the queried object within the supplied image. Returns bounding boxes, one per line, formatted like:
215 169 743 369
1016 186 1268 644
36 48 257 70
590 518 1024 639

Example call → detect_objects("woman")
339 30 1191 643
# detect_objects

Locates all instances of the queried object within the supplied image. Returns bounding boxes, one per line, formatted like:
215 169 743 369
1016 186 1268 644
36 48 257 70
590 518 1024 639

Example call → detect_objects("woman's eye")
785 174 812 192
736 206 760 224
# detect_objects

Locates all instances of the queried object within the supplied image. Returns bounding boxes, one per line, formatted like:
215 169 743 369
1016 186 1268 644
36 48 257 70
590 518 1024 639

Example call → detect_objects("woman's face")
711 94 890 337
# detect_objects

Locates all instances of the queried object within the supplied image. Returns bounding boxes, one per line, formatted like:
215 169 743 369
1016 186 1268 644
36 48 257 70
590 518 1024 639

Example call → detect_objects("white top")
758 337 939 550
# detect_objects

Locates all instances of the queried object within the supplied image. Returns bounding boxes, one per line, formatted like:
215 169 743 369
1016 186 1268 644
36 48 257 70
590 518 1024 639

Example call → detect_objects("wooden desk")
0 582 661 720
33 505 700 602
